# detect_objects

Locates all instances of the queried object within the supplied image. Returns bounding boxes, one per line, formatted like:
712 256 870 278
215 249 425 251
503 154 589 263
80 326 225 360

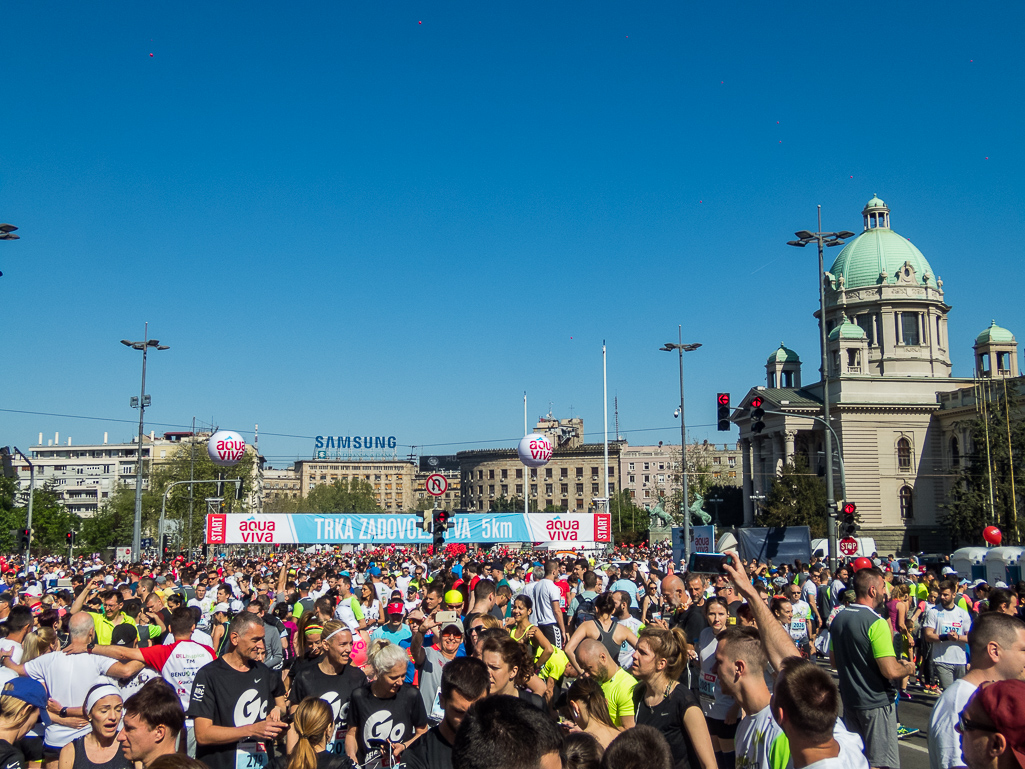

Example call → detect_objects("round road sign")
426 473 448 496
839 537 858 557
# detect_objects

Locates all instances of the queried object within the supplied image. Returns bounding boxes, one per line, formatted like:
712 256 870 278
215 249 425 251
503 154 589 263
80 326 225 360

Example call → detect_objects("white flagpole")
603 342 610 504
524 392 528 515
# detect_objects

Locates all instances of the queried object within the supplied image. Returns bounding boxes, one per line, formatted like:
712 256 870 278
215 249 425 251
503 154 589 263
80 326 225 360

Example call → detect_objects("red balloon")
853 557 873 572
983 526 1002 545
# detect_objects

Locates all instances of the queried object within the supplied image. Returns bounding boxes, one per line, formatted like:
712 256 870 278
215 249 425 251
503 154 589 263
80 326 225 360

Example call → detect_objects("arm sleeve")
22 656 47 683
351 599 363 621
867 618 896 659
140 644 174 671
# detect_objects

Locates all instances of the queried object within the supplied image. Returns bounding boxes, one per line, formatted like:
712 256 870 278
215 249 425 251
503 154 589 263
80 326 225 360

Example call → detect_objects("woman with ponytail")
285 698 349 769
632 626 716 769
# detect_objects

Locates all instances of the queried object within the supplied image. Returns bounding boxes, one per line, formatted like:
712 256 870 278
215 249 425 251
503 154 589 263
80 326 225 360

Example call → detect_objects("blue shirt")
371 623 415 683
609 578 640 608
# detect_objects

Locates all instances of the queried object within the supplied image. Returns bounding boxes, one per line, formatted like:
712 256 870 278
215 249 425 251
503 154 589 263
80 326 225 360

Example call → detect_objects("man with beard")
286 619 367 757
829 567 914 769
923 580 974 690
403 657 489 769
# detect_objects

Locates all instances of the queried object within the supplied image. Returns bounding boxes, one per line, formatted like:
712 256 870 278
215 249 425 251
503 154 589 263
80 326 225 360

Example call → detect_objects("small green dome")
865 195 886 209
829 228 934 290
829 315 867 341
767 343 800 363
975 320 1016 345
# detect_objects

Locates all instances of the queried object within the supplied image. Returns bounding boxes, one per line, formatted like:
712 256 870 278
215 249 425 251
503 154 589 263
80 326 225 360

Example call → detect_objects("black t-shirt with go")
347 683 427 768
288 662 367 754
188 656 286 769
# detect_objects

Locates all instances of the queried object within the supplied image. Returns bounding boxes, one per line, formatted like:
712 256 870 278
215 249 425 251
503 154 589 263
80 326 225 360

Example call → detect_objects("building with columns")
732 195 1018 554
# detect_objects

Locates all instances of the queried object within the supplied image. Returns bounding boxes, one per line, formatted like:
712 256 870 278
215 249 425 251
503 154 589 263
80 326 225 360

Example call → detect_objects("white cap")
22 584 43 598
229 600 244 613
995 581 1009 589
941 567 956 575
212 602 230 614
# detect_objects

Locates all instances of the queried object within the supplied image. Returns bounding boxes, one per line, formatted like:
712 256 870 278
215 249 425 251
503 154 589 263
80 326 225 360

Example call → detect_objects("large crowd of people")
0 544 1020 769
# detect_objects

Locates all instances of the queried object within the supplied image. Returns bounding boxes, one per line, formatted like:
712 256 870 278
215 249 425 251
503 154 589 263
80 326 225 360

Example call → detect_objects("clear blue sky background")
2 1 1023 467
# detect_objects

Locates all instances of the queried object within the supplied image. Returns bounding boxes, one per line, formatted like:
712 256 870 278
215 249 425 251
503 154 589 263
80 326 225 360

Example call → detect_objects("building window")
643 463 650 470
530 468 537 478
950 436 960 468
546 484 553 495
897 438 912 472
901 313 920 346
609 467 615 476
592 483 599 494
628 463 635 471
561 484 568 495
478 470 484 480
576 467 583 478
899 486 914 519
530 484 537 494
713 456 721 465
575 483 583 494
728 457 736 467
501 469 508 480
501 484 508 495
489 485 495 495
629 475 635 483
576 499 584 510
488 469 495 480
546 468 553 479
658 475 665 484
561 468 568 479
516 469 523 479
643 475 650 483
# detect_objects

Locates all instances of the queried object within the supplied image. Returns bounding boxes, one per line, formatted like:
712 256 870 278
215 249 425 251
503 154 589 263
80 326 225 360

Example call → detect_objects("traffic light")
841 502 857 537
717 393 731 431
433 510 450 550
19 529 29 550
66 531 76 548
750 396 766 434
421 509 431 532
161 534 170 558
235 482 244 500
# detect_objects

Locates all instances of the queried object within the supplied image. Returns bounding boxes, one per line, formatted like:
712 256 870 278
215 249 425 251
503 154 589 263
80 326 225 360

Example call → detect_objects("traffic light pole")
14 448 35 564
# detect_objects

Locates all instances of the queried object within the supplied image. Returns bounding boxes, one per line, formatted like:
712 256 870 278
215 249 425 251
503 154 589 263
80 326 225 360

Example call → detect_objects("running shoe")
899 691 913 702
897 725 920 739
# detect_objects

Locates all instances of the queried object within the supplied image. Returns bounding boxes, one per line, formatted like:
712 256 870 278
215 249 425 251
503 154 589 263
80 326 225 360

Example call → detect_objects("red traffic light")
717 392 730 406
750 396 764 408
842 502 856 515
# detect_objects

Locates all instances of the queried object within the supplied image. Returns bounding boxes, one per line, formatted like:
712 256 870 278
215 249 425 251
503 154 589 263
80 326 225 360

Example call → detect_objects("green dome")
829 228 934 290
767 343 800 363
829 315 867 341
975 320 1016 345
865 195 886 208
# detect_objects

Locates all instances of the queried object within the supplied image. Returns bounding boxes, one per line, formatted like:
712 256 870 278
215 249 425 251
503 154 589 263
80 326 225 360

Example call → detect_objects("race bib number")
328 740 346 755
699 672 717 698
235 741 267 769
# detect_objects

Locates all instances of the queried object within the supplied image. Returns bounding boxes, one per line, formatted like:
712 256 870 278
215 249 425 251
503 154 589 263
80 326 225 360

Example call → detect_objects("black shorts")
706 716 738 739
539 623 563 649
17 737 43 763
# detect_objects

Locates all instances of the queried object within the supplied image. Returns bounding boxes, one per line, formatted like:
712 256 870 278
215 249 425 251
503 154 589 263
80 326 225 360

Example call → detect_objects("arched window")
897 438 912 472
899 486 914 519
950 436 960 468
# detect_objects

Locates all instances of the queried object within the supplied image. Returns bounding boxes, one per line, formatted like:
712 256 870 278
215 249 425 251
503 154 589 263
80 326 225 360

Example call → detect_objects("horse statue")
648 497 675 529
688 491 713 526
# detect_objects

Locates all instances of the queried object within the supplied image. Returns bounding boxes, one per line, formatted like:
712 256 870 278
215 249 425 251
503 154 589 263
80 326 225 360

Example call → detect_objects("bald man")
575 638 637 728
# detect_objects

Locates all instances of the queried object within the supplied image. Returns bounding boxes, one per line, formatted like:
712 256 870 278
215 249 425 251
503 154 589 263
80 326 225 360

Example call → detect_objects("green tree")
151 441 259 550
0 476 22 554
944 382 1025 546
609 490 650 545
78 485 140 554
299 478 382 513
757 458 828 538
20 481 81 555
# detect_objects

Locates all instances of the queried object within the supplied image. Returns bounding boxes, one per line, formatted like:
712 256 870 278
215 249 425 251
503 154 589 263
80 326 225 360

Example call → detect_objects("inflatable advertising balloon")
983 526 1002 546
517 433 552 468
208 430 246 467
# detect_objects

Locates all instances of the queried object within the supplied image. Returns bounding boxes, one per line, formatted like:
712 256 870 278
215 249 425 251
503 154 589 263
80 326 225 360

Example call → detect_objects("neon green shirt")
601 667 638 727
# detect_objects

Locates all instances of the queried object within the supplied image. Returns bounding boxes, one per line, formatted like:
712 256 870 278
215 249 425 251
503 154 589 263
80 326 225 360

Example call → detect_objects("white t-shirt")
785 719 868 769
924 606 972 665
789 600 813 642
617 616 643 670
928 679 977 769
735 705 785 769
0 639 23 664
335 596 364 631
162 628 214 648
530 579 561 627
800 579 818 608
24 651 116 748
696 626 735 720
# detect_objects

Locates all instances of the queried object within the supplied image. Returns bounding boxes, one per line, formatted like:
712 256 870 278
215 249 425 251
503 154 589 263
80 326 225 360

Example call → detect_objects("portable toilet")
983 546 1025 587
951 547 989 581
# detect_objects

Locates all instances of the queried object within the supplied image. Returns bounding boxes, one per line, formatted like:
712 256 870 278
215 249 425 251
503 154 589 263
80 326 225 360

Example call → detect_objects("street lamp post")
9 448 35 564
121 324 170 562
0 223 19 278
787 207 855 570
661 329 701 566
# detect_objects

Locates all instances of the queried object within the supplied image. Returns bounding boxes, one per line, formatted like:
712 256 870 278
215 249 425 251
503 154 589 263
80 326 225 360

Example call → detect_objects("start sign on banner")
206 512 612 545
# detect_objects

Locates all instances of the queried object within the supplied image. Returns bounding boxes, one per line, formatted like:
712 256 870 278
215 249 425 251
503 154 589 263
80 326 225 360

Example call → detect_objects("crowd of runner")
0 544 1021 769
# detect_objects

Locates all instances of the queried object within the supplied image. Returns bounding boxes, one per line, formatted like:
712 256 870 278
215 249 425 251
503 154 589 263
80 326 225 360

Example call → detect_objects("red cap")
386 602 404 615
975 680 1025 769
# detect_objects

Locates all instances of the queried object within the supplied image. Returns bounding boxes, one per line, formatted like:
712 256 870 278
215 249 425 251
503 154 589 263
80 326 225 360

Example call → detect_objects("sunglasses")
957 714 998 734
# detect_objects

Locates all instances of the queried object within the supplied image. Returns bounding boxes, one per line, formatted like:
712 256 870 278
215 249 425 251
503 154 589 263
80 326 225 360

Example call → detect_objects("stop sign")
839 537 858 557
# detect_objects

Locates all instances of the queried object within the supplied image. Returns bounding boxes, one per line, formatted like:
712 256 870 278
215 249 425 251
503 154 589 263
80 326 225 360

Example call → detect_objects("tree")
300 478 382 514
78 485 140 555
944 382 1025 546
0 477 22 555
609 490 650 545
757 458 828 538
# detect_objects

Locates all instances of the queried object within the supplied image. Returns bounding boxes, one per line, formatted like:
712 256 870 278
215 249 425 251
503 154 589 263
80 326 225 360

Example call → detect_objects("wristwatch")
59 707 68 718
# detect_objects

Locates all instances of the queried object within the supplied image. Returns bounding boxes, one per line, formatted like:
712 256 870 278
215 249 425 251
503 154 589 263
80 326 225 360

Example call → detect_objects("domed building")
732 196 1016 553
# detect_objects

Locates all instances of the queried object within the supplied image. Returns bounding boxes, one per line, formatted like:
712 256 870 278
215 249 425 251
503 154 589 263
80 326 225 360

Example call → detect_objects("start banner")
206 512 612 545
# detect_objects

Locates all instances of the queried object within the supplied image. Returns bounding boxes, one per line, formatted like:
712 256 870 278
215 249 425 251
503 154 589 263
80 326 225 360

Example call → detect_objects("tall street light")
0 224 18 278
121 324 169 561
787 206 855 570
661 330 701 565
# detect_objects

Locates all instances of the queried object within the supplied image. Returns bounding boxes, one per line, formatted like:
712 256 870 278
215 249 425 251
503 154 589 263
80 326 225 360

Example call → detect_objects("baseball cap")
439 618 464 635
970 579 989 589
369 567 382 577
941 566 956 575
1 678 51 724
111 624 138 647
22 584 43 598
386 602 404 615
212 602 230 614
444 590 463 604
973 680 1025 769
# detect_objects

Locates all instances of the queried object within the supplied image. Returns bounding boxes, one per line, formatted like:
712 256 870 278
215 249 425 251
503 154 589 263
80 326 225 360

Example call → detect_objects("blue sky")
2 1 1023 468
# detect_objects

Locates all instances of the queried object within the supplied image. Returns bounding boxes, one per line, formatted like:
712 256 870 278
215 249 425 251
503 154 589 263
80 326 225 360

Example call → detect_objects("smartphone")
688 552 732 575
435 611 458 624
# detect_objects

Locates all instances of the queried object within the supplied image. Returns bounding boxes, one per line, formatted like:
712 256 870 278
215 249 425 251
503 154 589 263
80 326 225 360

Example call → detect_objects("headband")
303 624 324 637
323 626 350 642
84 684 122 715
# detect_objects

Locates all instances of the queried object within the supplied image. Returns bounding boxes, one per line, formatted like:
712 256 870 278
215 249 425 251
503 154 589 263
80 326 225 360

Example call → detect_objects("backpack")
572 596 597 627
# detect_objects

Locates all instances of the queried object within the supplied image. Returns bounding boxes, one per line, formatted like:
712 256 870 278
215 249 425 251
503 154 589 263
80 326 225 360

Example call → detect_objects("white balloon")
208 430 247 467
517 433 552 468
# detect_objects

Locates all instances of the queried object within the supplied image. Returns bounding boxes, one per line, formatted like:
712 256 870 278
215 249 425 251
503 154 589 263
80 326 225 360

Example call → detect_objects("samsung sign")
315 435 397 450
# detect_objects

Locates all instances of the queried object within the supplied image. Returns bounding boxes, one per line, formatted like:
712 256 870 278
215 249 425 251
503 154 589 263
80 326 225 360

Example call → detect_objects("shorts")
539 623 563 650
17 737 43 763
705 716 739 740
844 704 900 769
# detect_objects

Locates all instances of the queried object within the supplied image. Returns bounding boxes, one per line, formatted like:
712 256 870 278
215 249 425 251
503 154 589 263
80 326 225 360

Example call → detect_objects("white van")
811 537 878 559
